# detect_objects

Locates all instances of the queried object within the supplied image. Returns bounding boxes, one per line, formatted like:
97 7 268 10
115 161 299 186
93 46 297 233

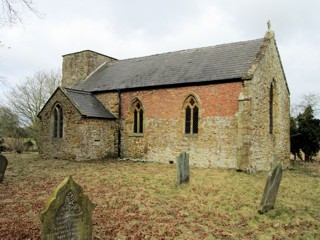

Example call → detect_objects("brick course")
120 83 242 168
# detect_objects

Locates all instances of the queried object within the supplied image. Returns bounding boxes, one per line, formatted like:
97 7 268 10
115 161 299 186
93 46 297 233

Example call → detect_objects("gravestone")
176 152 190 185
258 163 282 214
40 176 95 240
0 154 8 183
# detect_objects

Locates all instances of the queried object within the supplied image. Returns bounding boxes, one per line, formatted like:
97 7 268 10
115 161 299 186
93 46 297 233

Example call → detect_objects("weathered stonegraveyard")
40 176 95 240
258 164 283 214
0 152 319 239
176 152 190 185
0 154 8 183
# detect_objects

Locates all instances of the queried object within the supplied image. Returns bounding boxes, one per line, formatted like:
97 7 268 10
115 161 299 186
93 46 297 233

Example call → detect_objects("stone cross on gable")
267 20 271 31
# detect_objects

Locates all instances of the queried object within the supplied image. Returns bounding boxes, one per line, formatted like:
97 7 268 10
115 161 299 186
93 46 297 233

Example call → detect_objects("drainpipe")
117 90 121 158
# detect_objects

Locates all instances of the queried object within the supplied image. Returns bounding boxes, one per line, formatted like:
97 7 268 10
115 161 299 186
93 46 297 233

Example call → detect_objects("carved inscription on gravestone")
40 176 95 240
54 190 83 239
258 163 282 214
0 154 8 183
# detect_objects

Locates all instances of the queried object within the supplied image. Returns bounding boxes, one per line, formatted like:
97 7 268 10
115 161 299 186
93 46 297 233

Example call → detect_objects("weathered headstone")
40 176 95 240
0 154 8 183
258 163 282 214
176 152 190 185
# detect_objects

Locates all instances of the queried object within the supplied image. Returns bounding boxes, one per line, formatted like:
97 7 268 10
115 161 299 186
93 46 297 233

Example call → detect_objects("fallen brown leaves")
0 153 319 239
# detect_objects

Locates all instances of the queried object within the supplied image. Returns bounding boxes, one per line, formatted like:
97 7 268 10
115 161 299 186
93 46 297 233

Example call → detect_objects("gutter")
90 78 243 94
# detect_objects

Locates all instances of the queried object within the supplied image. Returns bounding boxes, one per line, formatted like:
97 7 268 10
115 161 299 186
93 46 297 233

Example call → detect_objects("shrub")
24 140 34 152
5 138 24 154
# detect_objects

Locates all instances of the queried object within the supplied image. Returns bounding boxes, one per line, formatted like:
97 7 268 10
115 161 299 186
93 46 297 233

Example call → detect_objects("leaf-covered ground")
0 153 319 239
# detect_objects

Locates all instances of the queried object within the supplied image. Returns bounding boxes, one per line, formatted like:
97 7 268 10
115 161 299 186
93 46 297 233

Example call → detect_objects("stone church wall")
239 37 290 171
95 92 119 117
119 83 243 168
38 34 289 170
38 89 117 160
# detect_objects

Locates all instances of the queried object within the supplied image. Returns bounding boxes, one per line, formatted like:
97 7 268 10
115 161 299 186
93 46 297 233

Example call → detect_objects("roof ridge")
65 87 92 95
62 50 117 60
75 37 266 92
116 38 264 63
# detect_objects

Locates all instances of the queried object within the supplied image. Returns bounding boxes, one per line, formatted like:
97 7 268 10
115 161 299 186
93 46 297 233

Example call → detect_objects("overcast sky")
1 0 319 109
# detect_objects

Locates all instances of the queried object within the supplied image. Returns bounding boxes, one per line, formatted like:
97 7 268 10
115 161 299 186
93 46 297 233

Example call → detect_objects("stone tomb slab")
176 152 190 185
0 154 8 183
40 176 95 240
258 163 282 214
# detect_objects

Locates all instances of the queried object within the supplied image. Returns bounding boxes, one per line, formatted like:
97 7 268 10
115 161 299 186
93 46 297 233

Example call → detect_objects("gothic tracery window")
53 104 63 138
184 95 199 134
133 100 143 134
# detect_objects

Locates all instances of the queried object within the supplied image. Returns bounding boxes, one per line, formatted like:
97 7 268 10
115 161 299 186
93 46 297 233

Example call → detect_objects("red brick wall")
120 82 243 167
121 82 242 119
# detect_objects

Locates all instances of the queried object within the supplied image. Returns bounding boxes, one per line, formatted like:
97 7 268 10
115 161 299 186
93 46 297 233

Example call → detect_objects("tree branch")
1 0 41 25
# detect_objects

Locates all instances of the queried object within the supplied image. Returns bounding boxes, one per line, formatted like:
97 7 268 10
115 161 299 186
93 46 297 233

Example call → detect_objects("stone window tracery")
132 100 143 134
53 104 63 138
184 95 199 134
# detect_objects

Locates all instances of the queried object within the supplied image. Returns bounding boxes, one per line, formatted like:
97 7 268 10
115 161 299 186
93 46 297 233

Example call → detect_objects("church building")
38 26 290 171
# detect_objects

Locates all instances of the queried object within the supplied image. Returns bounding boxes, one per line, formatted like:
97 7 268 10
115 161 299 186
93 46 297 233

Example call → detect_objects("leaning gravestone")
258 163 283 214
0 154 8 183
176 152 190 185
40 176 95 240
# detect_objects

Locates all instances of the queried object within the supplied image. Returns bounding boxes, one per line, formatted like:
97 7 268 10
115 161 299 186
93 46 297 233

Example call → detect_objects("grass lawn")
0 153 319 239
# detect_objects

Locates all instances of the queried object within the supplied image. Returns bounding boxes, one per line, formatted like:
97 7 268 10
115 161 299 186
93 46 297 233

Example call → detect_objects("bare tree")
299 92 320 112
0 105 19 138
291 92 320 118
6 69 61 142
1 0 40 26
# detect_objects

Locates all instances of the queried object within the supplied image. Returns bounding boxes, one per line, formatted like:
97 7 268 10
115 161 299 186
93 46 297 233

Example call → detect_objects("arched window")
53 104 63 138
132 100 143 134
269 82 274 134
184 95 199 134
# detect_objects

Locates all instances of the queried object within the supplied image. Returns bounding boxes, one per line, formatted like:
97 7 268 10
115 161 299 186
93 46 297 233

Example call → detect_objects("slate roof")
64 88 116 119
75 38 264 92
